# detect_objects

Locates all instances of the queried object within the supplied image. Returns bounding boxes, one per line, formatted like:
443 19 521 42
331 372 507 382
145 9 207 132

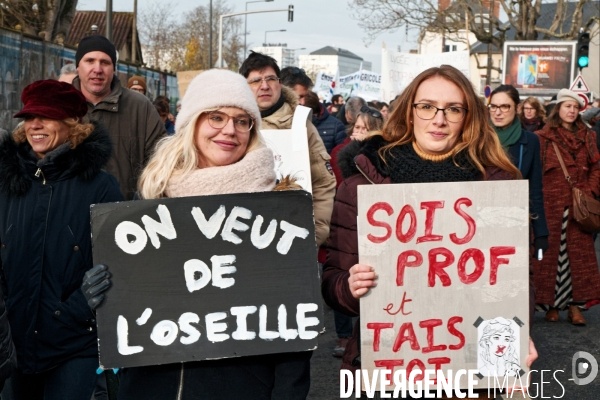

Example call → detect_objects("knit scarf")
165 147 276 198
384 143 481 183
493 117 522 149
538 121 599 163
260 95 285 119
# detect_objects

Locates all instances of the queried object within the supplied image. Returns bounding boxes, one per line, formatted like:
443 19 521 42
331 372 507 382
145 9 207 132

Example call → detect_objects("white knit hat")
176 69 261 131
556 88 584 108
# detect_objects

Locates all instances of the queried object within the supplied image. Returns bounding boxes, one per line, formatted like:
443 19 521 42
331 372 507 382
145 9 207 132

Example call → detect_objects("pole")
244 3 248 59
132 0 137 63
106 0 113 41
209 0 213 69
485 0 494 86
218 15 223 68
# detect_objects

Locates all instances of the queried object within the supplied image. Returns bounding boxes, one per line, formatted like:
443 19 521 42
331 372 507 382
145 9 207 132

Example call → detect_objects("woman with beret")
83 69 310 399
322 65 538 396
0 80 123 399
534 89 600 326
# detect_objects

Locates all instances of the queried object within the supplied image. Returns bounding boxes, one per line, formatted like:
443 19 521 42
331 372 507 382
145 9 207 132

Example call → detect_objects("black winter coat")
507 129 549 239
312 107 347 154
0 285 16 388
0 123 123 374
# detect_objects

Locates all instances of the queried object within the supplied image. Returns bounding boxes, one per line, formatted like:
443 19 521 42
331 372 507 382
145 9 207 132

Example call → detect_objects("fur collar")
0 121 112 196
281 85 299 110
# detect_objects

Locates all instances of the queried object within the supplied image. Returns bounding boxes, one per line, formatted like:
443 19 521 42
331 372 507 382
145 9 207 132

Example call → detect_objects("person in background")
58 64 77 83
239 51 335 248
153 99 175 135
338 96 366 127
520 97 546 132
281 66 313 106
372 101 390 121
581 98 600 128
328 94 344 114
303 91 346 154
534 89 600 326
544 94 557 117
84 69 310 400
72 35 166 200
127 75 147 95
322 65 538 394
0 80 122 399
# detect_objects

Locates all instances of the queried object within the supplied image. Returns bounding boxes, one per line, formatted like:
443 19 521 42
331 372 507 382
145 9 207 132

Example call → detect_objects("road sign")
484 85 492 99
578 93 589 109
570 75 590 93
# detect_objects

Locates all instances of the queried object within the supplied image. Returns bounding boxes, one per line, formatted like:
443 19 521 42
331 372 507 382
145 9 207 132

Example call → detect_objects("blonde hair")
138 109 264 199
13 118 94 148
379 65 520 179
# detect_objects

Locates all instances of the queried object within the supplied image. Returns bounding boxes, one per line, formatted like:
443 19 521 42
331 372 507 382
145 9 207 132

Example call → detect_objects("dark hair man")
240 51 335 249
328 94 344 114
72 35 166 199
280 67 313 106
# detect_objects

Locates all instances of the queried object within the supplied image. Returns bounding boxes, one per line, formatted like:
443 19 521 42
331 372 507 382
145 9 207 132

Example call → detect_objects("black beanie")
76 35 117 70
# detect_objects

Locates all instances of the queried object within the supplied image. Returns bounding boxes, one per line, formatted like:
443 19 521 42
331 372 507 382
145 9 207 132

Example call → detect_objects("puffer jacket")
262 86 336 247
312 105 347 154
321 136 524 374
0 123 123 373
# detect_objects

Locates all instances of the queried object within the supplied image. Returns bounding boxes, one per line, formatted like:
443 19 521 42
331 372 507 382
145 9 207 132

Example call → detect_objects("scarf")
260 95 285 119
493 117 522 149
537 121 600 163
165 147 276 198
521 116 544 132
384 143 481 184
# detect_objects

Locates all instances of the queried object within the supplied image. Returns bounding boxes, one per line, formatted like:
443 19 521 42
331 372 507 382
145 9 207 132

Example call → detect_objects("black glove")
81 264 111 310
533 236 549 255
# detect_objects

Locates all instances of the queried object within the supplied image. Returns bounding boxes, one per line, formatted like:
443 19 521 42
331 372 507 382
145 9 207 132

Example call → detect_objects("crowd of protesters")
1 33 600 400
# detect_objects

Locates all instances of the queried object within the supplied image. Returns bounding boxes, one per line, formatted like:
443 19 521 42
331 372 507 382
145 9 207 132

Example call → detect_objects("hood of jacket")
0 121 113 196
336 135 391 184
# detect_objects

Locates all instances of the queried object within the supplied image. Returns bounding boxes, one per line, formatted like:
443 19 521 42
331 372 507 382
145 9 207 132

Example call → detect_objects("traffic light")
288 5 294 22
576 31 591 69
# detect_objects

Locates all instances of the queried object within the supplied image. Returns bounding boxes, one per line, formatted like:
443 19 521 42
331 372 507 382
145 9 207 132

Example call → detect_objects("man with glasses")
239 51 336 397
239 51 335 248
127 75 147 95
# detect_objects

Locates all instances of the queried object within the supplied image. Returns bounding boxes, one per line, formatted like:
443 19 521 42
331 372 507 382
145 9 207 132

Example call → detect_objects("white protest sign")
261 106 313 193
381 47 470 102
337 70 382 101
357 180 530 391
313 72 338 102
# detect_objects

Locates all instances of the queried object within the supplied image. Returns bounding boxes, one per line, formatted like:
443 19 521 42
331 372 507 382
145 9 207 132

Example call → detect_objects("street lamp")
245 0 274 59
264 29 286 46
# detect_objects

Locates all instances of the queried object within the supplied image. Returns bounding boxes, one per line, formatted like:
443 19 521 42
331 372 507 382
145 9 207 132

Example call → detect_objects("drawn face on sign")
412 76 466 156
194 107 252 168
490 331 513 357
478 317 520 377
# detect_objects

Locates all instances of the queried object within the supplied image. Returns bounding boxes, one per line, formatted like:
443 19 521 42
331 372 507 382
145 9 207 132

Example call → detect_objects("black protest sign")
91 190 322 369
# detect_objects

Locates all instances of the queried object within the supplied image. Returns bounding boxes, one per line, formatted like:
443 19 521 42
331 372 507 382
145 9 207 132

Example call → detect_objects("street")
308 304 600 399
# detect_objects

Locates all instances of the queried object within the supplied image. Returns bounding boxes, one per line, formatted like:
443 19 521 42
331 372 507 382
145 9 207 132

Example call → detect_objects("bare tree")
1 0 78 42
350 0 599 51
138 0 244 71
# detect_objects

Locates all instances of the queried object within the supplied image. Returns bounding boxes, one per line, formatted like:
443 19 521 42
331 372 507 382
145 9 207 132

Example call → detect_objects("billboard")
502 41 576 95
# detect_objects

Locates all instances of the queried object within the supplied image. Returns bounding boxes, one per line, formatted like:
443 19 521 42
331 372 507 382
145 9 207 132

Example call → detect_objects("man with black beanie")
72 34 166 200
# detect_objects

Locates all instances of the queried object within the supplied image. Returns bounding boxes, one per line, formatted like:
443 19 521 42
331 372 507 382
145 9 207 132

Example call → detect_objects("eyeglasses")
207 111 254 132
412 103 468 123
247 75 280 87
360 105 383 119
130 87 145 93
522 107 535 112
488 104 512 113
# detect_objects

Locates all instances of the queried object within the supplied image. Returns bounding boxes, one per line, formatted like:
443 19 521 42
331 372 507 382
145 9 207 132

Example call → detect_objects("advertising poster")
502 41 576 94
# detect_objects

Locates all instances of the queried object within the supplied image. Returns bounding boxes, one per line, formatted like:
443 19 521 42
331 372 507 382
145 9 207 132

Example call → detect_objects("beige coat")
261 86 336 246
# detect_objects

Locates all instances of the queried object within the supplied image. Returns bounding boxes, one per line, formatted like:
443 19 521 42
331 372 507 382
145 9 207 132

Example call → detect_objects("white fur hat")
556 88 584 108
176 69 261 131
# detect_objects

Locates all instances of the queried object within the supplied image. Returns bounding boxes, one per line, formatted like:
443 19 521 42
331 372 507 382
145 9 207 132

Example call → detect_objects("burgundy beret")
13 80 89 120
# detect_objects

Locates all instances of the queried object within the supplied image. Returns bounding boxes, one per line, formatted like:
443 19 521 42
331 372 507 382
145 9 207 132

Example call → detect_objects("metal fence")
0 27 179 131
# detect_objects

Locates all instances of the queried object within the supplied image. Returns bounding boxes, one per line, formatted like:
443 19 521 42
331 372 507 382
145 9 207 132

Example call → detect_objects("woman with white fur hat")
82 69 308 399
534 88 600 326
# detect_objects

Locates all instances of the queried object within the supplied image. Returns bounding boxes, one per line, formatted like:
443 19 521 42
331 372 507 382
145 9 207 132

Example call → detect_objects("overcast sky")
76 0 418 73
